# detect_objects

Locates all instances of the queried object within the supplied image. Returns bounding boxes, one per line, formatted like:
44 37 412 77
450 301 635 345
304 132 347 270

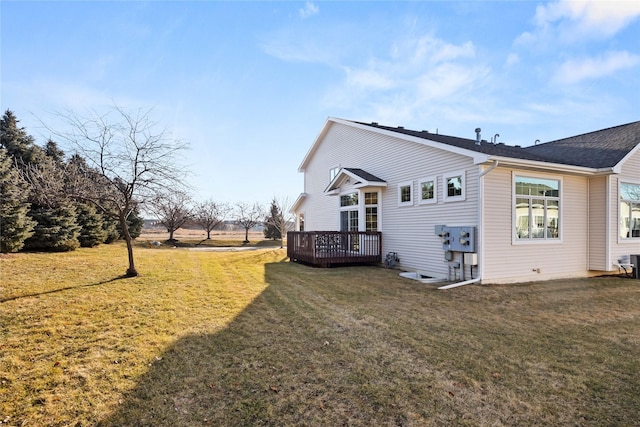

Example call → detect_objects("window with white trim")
443 171 465 202
398 181 413 206
365 191 378 231
620 182 640 239
329 165 340 183
340 192 358 232
419 176 437 204
514 176 560 240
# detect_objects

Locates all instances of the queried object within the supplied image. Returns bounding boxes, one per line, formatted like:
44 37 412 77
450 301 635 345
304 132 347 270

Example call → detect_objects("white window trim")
418 176 438 205
511 172 563 245
364 190 381 232
619 179 640 242
443 170 465 202
397 180 414 207
329 164 341 183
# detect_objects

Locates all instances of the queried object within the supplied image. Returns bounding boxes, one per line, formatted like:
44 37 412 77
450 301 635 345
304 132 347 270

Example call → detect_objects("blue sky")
2 1 639 205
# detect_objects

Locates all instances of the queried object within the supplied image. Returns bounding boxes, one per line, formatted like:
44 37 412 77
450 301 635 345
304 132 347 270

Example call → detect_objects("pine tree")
0 110 43 165
101 213 120 244
263 199 282 240
23 203 80 252
0 148 35 252
76 202 106 247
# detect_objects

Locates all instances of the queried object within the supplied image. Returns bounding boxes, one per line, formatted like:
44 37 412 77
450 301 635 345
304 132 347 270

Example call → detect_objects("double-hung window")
365 192 379 231
398 181 413 206
514 176 560 240
443 171 465 202
419 176 437 204
620 182 640 239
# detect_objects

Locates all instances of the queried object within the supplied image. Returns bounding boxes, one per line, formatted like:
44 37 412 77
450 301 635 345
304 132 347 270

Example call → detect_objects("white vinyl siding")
610 149 640 264
588 176 608 270
482 167 589 283
298 121 478 278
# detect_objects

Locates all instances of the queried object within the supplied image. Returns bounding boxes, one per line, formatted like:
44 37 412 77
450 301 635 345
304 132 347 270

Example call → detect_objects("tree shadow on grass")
96 262 420 427
0 275 129 303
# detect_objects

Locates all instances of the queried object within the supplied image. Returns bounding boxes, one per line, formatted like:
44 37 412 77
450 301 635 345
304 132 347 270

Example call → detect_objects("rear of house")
292 118 640 284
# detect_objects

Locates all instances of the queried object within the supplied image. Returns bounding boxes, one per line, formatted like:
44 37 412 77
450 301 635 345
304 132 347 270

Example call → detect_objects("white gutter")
483 156 615 176
479 160 499 177
438 278 482 290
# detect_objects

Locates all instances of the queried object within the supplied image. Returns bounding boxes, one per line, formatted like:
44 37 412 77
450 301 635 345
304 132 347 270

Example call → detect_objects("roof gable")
325 167 387 193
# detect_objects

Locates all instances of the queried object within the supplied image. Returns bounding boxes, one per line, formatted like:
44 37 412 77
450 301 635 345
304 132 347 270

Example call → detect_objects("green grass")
1 243 639 426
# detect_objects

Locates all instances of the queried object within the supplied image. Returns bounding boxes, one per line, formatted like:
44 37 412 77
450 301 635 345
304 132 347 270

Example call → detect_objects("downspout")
475 160 499 286
438 278 481 290
479 160 499 177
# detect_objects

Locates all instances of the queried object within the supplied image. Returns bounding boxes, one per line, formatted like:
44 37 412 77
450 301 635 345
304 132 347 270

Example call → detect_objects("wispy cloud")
517 0 640 45
299 2 319 19
320 34 490 127
553 50 640 84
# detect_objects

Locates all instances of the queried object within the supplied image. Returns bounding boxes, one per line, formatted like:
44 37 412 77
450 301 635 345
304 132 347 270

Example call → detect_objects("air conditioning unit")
631 254 640 279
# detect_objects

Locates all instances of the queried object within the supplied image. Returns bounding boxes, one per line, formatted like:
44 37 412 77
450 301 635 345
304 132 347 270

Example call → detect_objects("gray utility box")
631 254 640 279
435 225 476 253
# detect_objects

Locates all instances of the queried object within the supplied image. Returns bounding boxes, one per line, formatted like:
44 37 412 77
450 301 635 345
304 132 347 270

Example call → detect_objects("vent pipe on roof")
492 133 500 144
475 128 482 145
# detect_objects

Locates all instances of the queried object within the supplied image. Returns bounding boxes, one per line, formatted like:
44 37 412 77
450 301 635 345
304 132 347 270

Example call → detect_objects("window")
620 182 640 239
340 192 358 207
329 166 340 183
419 176 437 204
365 191 378 231
398 181 413 206
515 176 560 240
443 171 465 202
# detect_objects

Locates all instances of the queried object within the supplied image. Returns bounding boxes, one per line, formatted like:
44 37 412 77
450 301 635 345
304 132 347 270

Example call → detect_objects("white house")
291 118 640 284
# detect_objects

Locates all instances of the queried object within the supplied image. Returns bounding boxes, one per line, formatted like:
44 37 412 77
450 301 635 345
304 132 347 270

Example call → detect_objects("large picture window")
515 176 560 240
620 182 640 239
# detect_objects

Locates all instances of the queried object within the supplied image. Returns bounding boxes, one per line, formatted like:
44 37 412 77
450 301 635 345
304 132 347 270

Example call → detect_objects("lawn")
1 243 639 426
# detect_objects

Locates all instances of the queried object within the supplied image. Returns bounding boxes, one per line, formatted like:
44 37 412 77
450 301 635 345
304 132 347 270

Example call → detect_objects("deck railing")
287 231 382 267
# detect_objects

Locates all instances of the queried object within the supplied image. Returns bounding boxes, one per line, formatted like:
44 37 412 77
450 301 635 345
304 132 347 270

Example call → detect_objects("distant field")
1 243 639 426
139 226 265 241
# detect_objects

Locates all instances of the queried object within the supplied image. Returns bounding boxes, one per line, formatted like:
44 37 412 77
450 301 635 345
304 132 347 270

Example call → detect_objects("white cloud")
505 53 519 67
321 34 490 127
553 50 640 84
518 0 640 44
299 2 319 19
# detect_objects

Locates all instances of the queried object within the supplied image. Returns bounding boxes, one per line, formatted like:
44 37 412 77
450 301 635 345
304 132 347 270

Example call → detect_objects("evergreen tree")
0 110 43 164
76 202 106 247
0 148 35 252
23 203 80 252
102 215 120 244
263 199 282 240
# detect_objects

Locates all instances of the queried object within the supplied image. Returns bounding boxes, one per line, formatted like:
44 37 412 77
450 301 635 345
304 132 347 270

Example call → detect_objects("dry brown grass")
1 243 639 426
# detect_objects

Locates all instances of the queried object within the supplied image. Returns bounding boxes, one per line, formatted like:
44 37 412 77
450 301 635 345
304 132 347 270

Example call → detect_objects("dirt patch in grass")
1 245 639 426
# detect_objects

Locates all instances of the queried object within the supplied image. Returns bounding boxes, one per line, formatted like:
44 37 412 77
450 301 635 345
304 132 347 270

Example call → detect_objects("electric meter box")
435 225 476 252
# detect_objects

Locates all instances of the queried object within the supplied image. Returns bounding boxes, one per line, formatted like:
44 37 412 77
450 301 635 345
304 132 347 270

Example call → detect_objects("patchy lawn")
1 243 639 426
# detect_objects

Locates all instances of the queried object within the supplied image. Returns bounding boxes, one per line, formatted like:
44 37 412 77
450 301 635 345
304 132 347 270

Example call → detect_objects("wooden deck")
287 231 382 267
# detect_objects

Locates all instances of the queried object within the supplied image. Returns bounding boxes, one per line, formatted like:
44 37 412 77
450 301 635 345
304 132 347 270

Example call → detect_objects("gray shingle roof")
355 120 640 169
343 168 386 183
523 121 640 168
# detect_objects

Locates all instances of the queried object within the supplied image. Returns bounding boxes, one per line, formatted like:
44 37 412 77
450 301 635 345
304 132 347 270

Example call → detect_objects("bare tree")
264 196 295 248
235 201 264 244
193 199 231 239
47 106 189 277
148 191 193 242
